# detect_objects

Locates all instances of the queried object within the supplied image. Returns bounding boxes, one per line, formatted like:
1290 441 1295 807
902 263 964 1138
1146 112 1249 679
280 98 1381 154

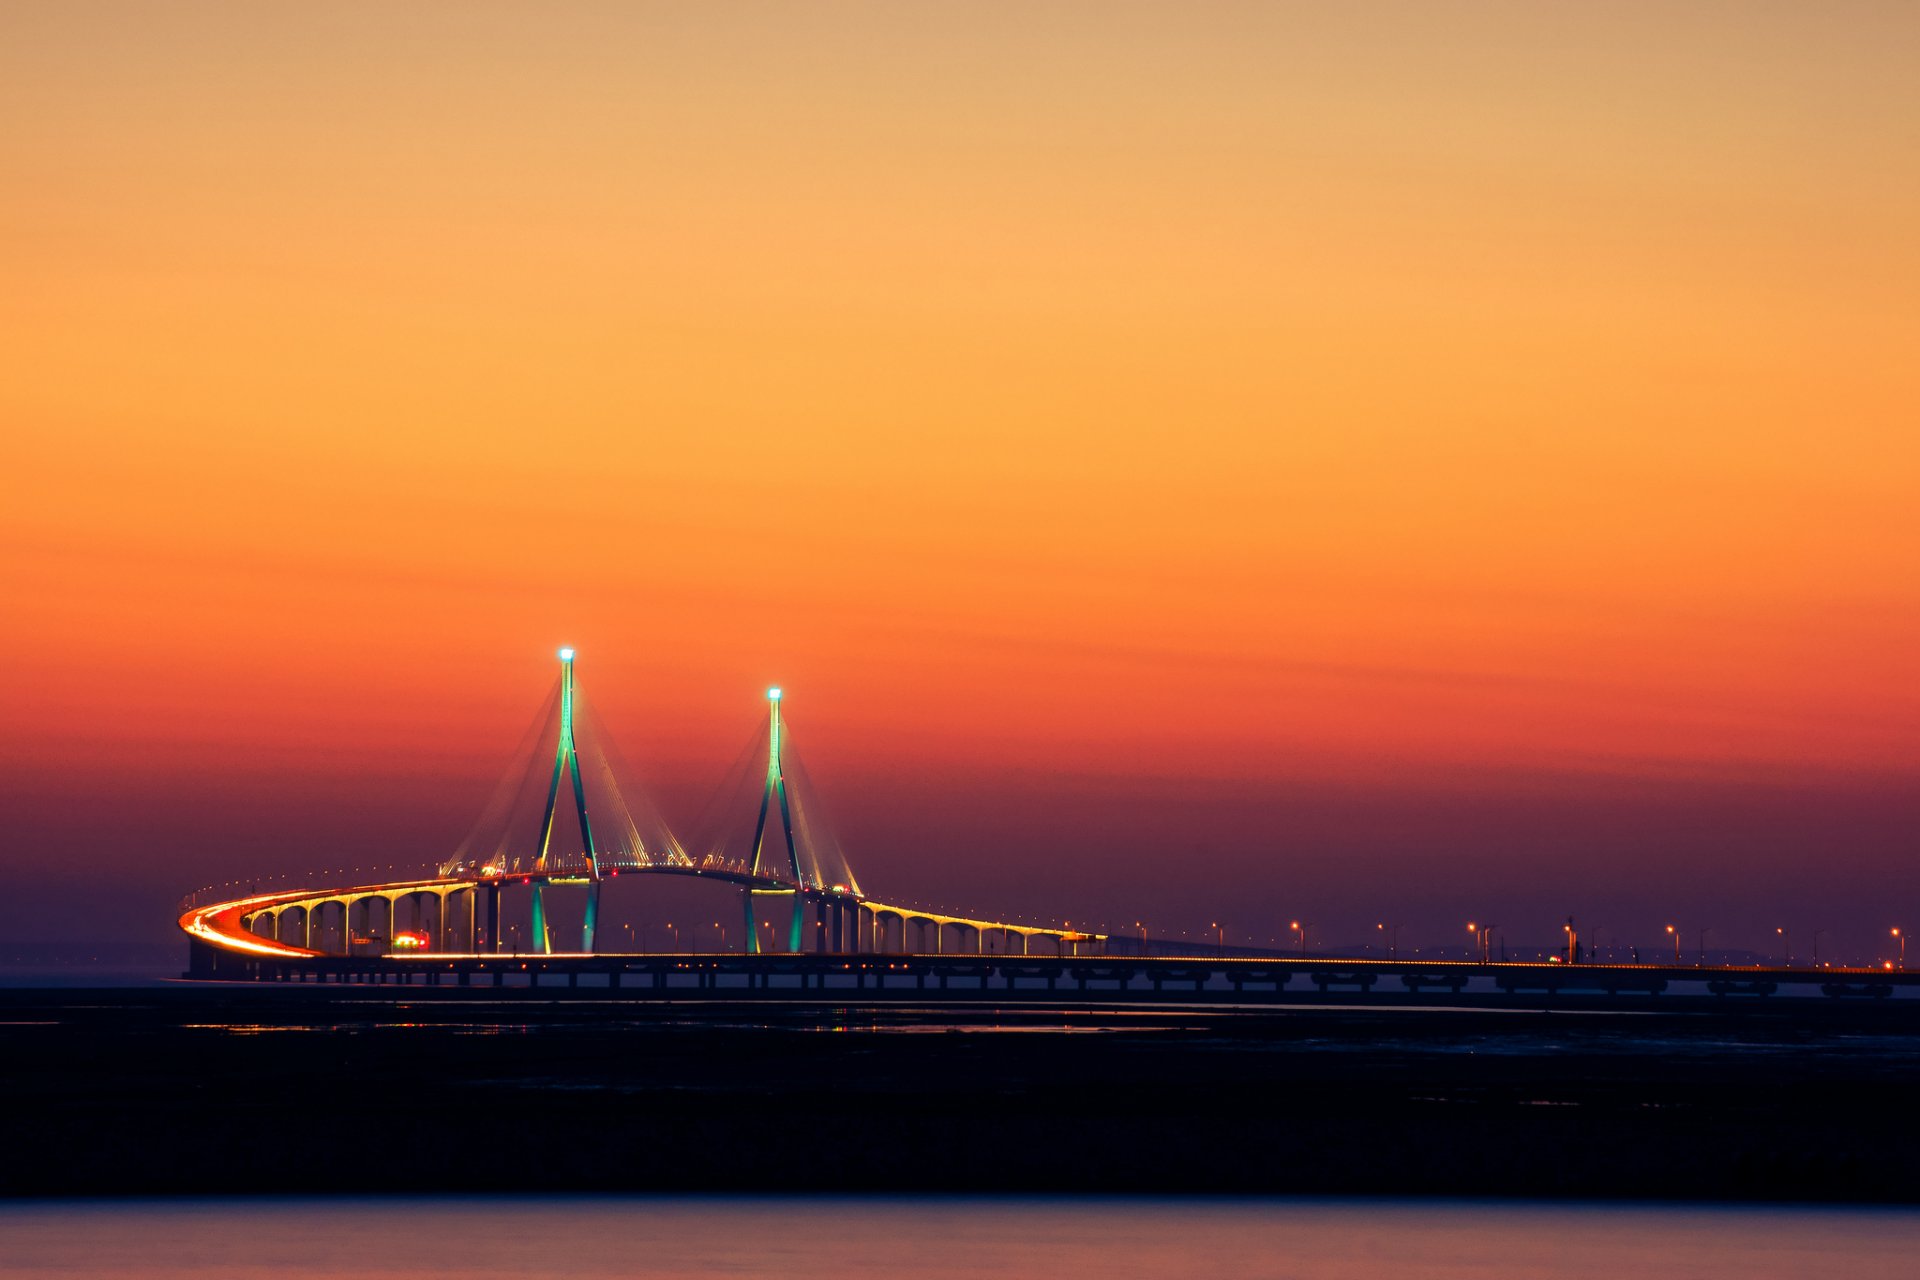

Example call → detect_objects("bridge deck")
184 936 1919 1005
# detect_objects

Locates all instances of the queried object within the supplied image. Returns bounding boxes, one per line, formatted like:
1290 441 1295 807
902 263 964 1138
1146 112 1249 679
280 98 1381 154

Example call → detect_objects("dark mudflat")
4 986 1917 1201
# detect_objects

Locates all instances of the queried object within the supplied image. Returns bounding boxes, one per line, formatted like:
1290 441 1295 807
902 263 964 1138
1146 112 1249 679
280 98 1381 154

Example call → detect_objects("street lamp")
1378 921 1402 961
1698 927 1711 967
1468 923 1495 964
666 921 678 951
1776 926 1790 967
1212 921 1226 949
1813 928 1829 968
1290 921 1305 959
1895 928 1906 971
1665 924 1680 964
714 921 727 952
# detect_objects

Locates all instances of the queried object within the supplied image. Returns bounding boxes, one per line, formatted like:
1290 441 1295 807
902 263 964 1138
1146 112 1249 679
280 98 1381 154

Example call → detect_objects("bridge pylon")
530 646 599 954
743 687 804 953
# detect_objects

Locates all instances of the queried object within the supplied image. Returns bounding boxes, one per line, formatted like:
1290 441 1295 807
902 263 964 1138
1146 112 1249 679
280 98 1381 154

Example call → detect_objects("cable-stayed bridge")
178 650 1917 1005
180 649 1105 973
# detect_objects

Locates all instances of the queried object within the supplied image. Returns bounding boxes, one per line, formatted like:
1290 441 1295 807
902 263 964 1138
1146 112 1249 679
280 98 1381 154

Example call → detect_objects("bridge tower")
530 647 600 954
743 686 805 953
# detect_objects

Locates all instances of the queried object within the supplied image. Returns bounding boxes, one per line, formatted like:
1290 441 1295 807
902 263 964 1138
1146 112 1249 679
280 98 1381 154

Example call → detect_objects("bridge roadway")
185 937 1917 1003
181 874 1914 1003
178 869 1106 968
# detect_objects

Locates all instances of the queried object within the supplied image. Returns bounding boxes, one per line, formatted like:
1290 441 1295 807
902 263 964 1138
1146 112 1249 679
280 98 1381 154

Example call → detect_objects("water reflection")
0 1197 1912 1278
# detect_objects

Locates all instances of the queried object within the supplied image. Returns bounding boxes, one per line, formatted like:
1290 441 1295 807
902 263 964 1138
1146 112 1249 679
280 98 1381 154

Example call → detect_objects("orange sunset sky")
3 4 1917 956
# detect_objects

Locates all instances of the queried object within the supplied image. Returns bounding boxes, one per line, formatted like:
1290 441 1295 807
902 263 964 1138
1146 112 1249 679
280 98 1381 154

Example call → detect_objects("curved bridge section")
180 867 1105 979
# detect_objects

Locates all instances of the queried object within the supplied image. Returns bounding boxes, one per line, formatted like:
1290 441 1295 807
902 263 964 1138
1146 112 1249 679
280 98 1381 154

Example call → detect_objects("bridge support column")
485 883 500 954
531 883 550 954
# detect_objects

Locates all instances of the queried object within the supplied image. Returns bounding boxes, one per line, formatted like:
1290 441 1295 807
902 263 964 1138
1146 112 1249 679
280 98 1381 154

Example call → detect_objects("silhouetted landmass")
4 988 1917 1201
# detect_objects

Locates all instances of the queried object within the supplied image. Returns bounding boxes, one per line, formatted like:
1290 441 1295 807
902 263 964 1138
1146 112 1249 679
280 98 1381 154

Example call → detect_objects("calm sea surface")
0 1197 1911 1278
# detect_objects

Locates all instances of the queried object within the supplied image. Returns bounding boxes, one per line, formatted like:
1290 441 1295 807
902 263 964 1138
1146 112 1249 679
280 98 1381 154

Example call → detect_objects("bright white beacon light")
767 686 782 701
558 647 575 661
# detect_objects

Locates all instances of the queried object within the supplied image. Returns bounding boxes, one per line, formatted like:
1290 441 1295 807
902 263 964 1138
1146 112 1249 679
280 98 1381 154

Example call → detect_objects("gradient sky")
3 3 1917 961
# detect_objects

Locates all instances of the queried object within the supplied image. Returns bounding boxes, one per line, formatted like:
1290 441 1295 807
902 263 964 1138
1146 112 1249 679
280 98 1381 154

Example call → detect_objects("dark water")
0 1198 1913 1277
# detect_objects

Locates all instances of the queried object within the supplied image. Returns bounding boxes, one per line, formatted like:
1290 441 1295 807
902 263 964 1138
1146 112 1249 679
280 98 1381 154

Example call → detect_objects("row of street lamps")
498 910 1913 966
367 905 1915 968
1158 919 1909 968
